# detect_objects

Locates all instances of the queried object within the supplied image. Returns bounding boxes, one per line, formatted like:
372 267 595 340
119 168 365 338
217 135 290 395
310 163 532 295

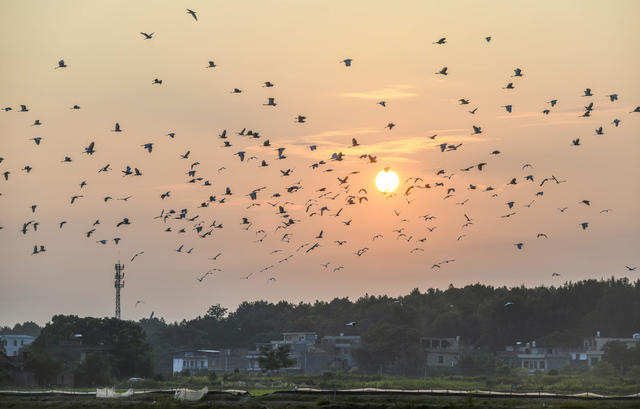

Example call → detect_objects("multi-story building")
421 336 461 368
321 333 362 369
497 341 571 373
0 335 35 357
172 332 362 375
581 331 640 367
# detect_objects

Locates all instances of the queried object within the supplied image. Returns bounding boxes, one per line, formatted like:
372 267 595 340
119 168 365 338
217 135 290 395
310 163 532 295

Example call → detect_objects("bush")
548 369 559 376
208 371 217 382
592 361 615 377
628 365 640 382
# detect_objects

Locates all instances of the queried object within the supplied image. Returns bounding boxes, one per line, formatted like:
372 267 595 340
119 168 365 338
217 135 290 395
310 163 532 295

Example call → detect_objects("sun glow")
375 168 399 193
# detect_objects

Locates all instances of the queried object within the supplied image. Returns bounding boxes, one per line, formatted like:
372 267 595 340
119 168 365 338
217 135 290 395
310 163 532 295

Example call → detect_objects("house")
172 349 218 374
321 333 362 370
172 332 362 375
266 332 325 374
172 348 254 374
0 335 35 357
421 336 461 369
581 331 640 367
497 341 571 373
44 337 112 386
0 350 36 386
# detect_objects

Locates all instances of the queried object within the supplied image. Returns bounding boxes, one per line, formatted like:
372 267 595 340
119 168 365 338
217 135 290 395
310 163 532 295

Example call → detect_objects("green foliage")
24 346 61 385
28 315 153 385
6 278 640 381
457 351 495 376
205 304 228 321
258 344 295 373
74 352 112 387
0 321 41 337
602 341 640 374
591 361 615 377
133 278 640 377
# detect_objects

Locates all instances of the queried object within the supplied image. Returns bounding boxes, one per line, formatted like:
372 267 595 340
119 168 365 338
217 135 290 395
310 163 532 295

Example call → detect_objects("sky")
0 0 639 326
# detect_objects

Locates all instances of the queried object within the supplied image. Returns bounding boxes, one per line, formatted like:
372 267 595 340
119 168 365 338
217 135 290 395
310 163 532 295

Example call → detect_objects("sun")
375 168 399 193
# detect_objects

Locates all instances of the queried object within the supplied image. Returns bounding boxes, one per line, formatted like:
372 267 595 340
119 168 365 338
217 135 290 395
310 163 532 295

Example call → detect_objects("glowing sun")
376 168 399 193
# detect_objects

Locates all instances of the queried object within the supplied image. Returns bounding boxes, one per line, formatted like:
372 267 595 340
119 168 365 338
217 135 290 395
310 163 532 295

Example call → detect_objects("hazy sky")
1 0 639 326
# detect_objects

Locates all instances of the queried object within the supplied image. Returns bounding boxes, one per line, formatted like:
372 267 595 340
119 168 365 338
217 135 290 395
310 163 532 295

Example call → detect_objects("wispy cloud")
340 84 418 100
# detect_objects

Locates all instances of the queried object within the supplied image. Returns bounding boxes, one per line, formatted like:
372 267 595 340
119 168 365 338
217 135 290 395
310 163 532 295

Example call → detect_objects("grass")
104 371 638 396
1 392 639 409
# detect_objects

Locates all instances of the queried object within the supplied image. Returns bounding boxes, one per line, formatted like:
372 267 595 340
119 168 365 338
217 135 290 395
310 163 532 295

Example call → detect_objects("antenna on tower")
114 262 125 319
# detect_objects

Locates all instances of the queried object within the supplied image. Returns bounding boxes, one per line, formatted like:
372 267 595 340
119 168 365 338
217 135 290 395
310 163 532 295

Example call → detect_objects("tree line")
2 278 639 382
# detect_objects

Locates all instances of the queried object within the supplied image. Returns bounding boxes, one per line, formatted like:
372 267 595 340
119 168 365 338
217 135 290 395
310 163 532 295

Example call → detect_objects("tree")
74 352 112 387
258 344 294 373
602 341 629 373
31 315 154 383
275 344 295 369
132 278 640 378
205 304 228 321
24 347 61 386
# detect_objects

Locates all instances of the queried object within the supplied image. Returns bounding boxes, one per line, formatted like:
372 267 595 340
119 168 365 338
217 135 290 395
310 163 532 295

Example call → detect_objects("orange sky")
0 0 639 325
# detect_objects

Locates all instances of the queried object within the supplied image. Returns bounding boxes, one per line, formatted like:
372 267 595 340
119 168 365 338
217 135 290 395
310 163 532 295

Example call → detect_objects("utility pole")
114 262 125 319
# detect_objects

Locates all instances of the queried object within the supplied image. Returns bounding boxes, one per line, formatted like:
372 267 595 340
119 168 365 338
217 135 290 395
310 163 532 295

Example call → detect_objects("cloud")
340 85 418 100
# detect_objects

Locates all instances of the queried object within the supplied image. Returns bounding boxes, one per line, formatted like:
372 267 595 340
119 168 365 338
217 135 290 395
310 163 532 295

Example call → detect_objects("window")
539 361 545 369
523 361 529 368
13 340 17 346
438 355 444 364
201 360 205 367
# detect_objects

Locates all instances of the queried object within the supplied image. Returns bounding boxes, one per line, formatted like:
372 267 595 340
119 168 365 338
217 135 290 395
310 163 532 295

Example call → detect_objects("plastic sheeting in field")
174 386 208 401
96 387 133 398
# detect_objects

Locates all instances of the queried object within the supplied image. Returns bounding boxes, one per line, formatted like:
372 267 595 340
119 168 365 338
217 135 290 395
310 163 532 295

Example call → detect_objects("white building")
172 349 219 374
582 332 640 367
0 335 35 357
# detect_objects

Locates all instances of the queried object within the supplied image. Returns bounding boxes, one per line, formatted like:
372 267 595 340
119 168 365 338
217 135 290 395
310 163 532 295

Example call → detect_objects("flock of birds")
2 8 639 313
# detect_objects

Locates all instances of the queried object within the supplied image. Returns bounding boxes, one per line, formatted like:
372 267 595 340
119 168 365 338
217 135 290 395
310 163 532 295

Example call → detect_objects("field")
1 390 640 409
114 372 640 396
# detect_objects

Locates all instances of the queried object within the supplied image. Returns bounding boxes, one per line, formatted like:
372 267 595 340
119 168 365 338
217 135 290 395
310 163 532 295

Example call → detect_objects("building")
172 348 254 374
497 341 571 373
421 336 461 369
265 332 325 374
0 349 36 386
44 336 112 386
172 332 362 375
321 333 362 370
172 349 218 374
581 331 640 367
0 335 35 357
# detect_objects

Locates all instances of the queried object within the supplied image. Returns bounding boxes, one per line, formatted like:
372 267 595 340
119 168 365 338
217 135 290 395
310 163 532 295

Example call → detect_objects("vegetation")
2 278 640 389
1 391 638 409
111 371 640 395
25 315 153 386
258 344 296 373
135 278 640 375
